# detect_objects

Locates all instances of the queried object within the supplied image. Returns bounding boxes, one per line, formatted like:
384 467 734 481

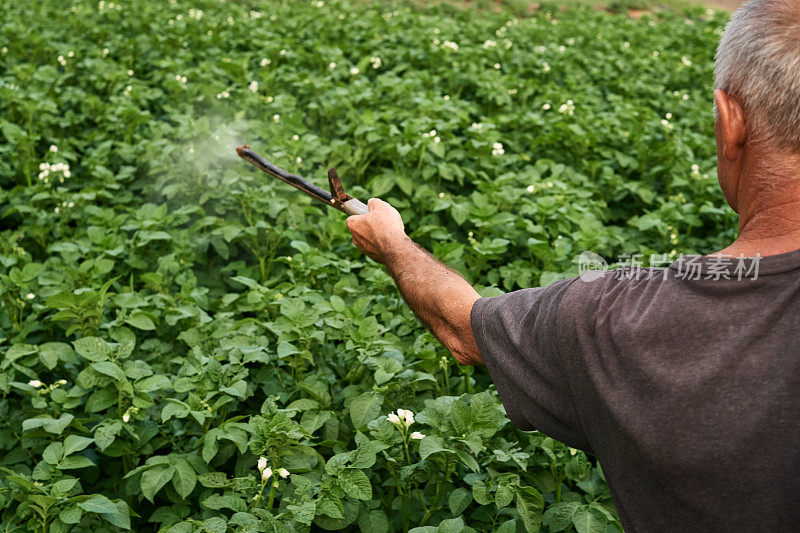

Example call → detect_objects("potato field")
0 0 734 531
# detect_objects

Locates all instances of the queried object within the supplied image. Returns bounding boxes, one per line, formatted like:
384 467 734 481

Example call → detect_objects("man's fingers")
367 198 380 211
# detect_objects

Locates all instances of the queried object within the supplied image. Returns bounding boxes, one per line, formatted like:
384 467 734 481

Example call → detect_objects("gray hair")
714 0 800 152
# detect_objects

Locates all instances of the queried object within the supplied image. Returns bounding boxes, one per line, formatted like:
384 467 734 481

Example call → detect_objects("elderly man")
345 0 800 530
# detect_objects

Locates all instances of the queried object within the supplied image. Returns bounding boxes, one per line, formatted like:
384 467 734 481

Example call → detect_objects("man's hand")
345 197 483 365
345 198 409 264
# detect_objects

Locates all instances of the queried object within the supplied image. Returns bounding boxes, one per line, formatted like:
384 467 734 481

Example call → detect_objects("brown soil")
701 0 743 10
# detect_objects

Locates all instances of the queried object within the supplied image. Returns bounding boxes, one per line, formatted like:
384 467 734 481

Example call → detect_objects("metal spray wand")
236 145 369 216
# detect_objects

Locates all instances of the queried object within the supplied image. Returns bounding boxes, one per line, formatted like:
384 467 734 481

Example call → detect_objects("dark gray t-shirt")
470 249 800 532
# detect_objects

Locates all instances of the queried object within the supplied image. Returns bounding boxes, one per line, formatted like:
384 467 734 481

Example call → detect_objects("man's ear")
714 89 747 161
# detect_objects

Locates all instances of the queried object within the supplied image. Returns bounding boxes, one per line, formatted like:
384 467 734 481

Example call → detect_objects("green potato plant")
0 0 733 531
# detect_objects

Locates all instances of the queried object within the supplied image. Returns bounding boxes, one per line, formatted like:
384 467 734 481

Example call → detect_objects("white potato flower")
26 293 35 300
257 456 268 471
441 40 458 52
122 412 130 423
350 67 359 75
278 468 290 478
28 380 44 388
248 80 259 92
261 467 272 480
387 412 401 425
410 432 425 440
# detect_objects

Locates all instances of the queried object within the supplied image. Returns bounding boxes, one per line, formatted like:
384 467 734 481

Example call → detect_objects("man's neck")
714 159 800 258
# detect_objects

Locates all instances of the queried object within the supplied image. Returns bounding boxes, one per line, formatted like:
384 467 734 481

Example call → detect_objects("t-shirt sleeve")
470 277 590 450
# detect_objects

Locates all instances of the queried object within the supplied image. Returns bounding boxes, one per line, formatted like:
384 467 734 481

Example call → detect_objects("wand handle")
341 198 369 215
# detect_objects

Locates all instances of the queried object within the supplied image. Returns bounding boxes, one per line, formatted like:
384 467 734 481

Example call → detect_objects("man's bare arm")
345 198 484 365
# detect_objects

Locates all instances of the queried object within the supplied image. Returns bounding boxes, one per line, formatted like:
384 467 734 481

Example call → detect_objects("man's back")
471 249 800 531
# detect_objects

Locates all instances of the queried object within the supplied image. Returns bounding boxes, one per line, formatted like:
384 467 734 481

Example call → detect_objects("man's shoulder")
556 267 671 323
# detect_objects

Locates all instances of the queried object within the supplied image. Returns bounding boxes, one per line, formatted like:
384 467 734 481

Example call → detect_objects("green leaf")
91 361 126 382
72 337 112 361
141 464 175 502
495 483 514 508
316 493 344 519
473 481 492 505
161 400 190 422
289 500 317 526
101 501 131 530
338 469 372 500
60 456 95 469
515 486 544 533
358 509 389 533
219 379 247 399
437 517 464 533
349 440 378 469
201 493 246 512
42 442 64 465
51 478 79 495
330 295 346 312
86 386 117 413
136 374 172 393
203 517 227 533
572 506 607 533
202 431 219 463
40 414 74 435
419 436 449 460
64 435 94 456
59 506 82 524
197 472 229 488
496 520 517 533
349 392 383 428
45 292 77 310
543 502 580 530
171 457 197 499
126 312 156 330
78 494 119 514
38 345 59 369
448 487 472 515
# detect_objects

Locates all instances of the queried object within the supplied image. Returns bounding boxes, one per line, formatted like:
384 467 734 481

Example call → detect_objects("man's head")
713 0 800 214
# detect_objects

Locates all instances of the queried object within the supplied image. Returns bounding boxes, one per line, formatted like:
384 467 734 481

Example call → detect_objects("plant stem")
266 481 277 510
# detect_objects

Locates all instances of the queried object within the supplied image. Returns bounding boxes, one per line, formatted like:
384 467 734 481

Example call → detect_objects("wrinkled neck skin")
713 143 800 259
